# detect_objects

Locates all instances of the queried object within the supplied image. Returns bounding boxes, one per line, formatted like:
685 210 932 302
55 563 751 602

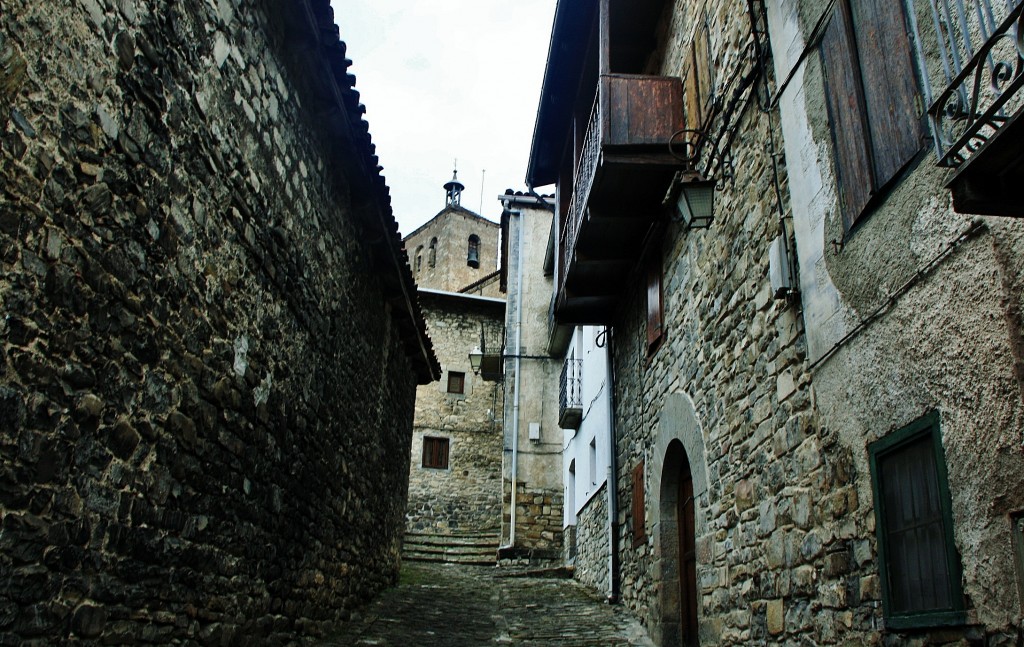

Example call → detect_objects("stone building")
528 0 1023 646
404 171 503 298
496 191 564 558
0 0 438 643
403 179 506 541
766 0 1024 642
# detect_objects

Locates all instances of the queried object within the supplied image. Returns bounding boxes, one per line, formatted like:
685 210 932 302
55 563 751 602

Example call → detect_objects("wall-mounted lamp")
672 171 716 230
667 129 732 231
468 345 550 382
469 345 484 374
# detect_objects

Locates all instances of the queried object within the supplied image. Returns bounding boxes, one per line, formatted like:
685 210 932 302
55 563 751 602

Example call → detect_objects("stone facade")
404 204 502 298
0 0 436 643
766 1 1024 643
574 483 610 595
529 1 1024 646
406 292 505 535
403 197 505 537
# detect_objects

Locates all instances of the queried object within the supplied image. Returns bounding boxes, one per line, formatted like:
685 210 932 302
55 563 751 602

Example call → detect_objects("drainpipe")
605 326 620 603
508 206 526 548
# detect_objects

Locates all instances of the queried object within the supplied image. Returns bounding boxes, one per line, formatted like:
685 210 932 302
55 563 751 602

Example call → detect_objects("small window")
632 461 646 547
868 412 965 630
646 252 663 354
589 438 597 486
1012 512 1024 614
467 235 480 268
447 371 465 394
428 237 437 268
422 437 450 469
415 245 424 274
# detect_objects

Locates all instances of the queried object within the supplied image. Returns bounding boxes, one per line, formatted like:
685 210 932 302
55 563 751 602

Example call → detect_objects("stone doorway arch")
650 393 708 647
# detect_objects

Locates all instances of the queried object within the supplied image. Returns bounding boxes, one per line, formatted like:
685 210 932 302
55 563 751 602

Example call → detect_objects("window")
820 0 925 231
589 438 597 486
446 371 465 394
467 235 480 268
1013 512 1024 614
868 412 965 629
422 436 450 469
428 237 437 268
415 245 423 273
646 252 663 354
632 461 646 547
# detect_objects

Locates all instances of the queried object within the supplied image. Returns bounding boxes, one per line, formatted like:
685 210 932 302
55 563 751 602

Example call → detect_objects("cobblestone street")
321 563 655 646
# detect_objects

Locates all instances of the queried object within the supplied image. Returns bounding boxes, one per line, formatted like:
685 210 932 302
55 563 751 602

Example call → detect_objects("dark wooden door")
677 461 697 646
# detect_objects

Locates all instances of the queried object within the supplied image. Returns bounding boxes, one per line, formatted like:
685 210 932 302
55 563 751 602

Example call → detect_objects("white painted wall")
562 325 613 528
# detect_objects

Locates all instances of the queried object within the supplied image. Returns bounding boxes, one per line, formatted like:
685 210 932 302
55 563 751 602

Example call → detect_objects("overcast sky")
328 0 557 236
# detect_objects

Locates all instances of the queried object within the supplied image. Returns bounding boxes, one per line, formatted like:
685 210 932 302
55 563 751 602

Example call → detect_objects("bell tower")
444 168 465 207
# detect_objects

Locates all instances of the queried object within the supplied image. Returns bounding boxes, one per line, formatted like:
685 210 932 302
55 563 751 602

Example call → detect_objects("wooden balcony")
555 74 688 324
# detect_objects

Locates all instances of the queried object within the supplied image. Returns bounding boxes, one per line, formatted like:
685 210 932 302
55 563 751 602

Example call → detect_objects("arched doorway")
659 439 698 646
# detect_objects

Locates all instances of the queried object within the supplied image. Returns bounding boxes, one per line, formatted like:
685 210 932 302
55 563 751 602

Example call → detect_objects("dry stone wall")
573 486 609 595
0 0 424 643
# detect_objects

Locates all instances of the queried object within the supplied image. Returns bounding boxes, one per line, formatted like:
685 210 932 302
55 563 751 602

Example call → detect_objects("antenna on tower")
479 169 486 214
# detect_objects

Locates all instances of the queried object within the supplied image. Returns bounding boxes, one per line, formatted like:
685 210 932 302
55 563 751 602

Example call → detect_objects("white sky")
329 0 558 236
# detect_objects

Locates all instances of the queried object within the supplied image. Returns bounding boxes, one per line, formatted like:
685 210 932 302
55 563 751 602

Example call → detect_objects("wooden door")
677 460 697 646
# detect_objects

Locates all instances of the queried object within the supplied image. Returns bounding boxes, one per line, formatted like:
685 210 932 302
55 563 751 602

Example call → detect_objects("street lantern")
673 171 716 230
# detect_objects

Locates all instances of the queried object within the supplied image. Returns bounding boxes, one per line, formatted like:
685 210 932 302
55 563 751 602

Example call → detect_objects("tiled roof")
279 0 441 384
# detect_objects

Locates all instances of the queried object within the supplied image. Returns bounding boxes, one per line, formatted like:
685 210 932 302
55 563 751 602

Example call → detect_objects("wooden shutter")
683 19 712 131
821 0 874 230
646 253 663 352
632 461 646 546
821 0 924 230
850 0 924 186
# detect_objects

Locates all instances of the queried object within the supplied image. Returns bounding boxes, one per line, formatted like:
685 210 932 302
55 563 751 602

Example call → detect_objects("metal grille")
560 94 601 299
926 0 1024 166
559 358 583 426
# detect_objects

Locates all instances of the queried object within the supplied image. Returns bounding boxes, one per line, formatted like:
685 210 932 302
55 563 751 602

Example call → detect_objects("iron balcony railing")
559 93 601 301
559 357 584 430
927 0 1024 167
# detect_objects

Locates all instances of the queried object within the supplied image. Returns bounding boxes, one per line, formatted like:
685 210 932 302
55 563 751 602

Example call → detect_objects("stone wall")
605 1 844 645
508 482 564 554
573 485 609 595
407 294 505 535
0 0 433 643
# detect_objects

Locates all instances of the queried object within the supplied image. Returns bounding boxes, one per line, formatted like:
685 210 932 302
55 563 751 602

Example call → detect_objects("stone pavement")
320 563 655 646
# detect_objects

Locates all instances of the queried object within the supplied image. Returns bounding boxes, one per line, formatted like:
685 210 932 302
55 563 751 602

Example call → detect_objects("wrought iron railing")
560 93 602 298
927 0 1024 167
559 357 583 429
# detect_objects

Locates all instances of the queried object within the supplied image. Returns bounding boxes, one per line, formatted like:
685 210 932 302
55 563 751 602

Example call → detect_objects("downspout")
605 326 620 602
508 206 526 547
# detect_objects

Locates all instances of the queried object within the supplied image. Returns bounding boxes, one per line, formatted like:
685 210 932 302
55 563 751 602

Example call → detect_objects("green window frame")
868 411 965 630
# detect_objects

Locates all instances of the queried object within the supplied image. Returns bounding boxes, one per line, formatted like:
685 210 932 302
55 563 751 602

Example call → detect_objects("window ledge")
884 610 967 632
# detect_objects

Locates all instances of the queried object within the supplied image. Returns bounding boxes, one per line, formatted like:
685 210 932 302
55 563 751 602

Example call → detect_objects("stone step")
403 541 496 554
402 531 500 566
404 534 500 548
402 550 496 566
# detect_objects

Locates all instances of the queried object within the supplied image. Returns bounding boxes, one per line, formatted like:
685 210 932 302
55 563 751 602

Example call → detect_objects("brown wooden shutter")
821 0 874 230
850 0 924 187
632 461 646 546
821 0 924 230
646 253 663 352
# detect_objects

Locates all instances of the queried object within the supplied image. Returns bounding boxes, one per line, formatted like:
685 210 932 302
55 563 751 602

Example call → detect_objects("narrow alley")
322 563 654 646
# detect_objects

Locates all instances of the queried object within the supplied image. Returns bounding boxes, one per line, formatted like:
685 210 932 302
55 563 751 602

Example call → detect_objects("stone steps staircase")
402 530 501 566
